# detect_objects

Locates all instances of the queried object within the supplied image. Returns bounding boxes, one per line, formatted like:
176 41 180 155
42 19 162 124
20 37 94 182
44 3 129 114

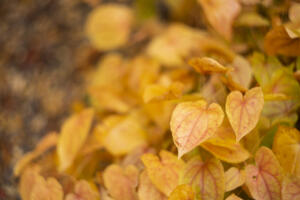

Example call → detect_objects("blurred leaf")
141 150 185 196
57 108 94 172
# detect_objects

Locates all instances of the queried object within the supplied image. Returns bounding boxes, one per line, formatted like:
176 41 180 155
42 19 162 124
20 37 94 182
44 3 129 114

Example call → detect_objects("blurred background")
0 0 100 199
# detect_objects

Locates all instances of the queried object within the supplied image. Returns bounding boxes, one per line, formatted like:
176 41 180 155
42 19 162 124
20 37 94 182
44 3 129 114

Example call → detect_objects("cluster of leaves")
15 1 300 200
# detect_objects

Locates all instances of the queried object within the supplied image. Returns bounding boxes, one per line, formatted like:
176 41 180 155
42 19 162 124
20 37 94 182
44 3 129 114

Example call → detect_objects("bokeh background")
0 0 104 199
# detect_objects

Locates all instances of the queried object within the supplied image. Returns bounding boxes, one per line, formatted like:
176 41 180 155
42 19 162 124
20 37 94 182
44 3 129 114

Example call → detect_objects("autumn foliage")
14 1 300 200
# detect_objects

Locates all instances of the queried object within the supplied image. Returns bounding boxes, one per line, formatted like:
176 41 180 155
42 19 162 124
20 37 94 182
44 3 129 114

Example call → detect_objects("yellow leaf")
57 108 94 172
180 156 225 200
245 147 283 200
30 177 63 200
289 3 300 24
225 194 243 200
235 12 269 27
146 23 206 67
103 164 139 200
14 132 58 176
225 167 245 192
264 93 290 101
188 57 229 74
98 113 147 156
264 25 300 56
88 86 131 113
85 4 133 50
126 55 161 96
272 126 300 177
141 150 185 196
89 53 126 88
226 87 264 141
198 0 241 40
65 180 100 200
170 100 224 158
282 176 300 200
143 82 184 103
229 56 252 89
168 184 194 200
221 73 247 92
201 120 250 163
138 171 167 200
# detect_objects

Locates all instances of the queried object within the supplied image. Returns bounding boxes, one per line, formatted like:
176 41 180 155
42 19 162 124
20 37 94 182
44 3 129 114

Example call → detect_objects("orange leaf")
272 126 300 177
282 176 300 200
188 57 229 75
201 120 250 163
141 150 185 196
225 167 245 192
138 171 167 200
180 156 225 200
245 147 283 200
65 180 100 200
170 100 224 158
198 0 241 40
30 177 64 200
103 164 139 200
19 166 41 200
143 82 184 103
14 132 58 176
168 184 194 200
226 87 264 141
57 108 94 171
264 25 300 56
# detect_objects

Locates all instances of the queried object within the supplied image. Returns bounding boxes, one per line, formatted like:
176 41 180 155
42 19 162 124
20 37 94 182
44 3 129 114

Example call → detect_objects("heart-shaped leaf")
245 147 283 200
180 156 225 200
170 100 224 158
141 150 185 196
103 164 139 200
226 87 264 141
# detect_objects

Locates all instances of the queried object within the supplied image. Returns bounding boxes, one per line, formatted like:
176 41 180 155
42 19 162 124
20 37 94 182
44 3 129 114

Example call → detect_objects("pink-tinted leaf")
226 87 264 141
170 100 224 158
225 167 245 192
198 0 241 40
282 176 300 200
180 156 225 200
245 147 283 200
